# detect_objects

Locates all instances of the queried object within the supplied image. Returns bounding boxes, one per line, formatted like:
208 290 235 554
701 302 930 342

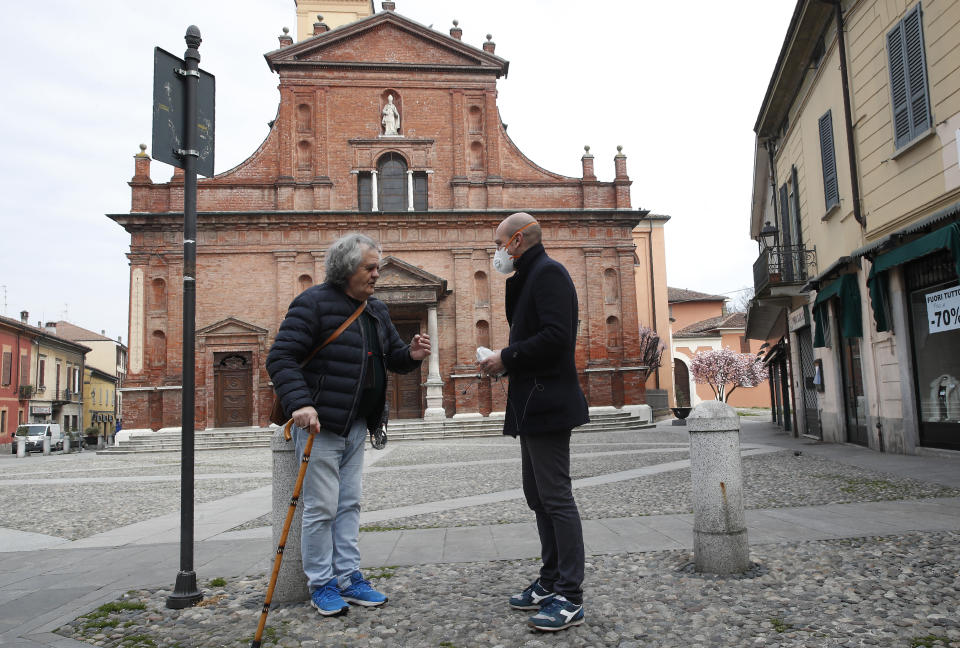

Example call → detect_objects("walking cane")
251 418 302 648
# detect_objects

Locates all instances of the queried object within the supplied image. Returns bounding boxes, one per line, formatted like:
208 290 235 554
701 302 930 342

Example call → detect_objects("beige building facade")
748 0 960 454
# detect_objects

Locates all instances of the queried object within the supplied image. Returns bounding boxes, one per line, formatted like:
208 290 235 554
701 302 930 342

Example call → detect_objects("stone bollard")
17 437 26 458
687 400 751 574
271 427 309 603
97 436 105 450
42 436 50 456
64 436 71 453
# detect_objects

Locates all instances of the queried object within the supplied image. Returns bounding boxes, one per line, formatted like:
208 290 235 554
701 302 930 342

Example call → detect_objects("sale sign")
925 285 960 333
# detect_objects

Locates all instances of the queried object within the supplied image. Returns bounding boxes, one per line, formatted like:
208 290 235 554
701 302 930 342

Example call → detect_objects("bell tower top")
294 0 376 41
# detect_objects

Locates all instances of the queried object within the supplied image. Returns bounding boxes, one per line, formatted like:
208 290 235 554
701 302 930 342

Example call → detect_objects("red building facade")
0 315 34 444
111 8 655 431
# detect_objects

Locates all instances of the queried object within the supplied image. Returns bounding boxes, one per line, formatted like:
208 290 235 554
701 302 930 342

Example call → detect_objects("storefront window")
907 250 960 451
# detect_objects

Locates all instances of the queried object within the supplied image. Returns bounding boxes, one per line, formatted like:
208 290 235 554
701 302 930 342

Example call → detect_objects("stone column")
371 169 379 212
42 435 50 456
16 437 25 458
687 400 750 574
424 306 445 419
406 170 415 211
271 428 309 603
63 435 71 453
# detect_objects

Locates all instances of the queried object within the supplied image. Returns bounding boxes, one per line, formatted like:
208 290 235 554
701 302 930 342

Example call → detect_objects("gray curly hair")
325 233 381 287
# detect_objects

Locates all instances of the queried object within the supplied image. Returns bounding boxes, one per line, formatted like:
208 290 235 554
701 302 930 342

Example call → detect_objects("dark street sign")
152 46 215 177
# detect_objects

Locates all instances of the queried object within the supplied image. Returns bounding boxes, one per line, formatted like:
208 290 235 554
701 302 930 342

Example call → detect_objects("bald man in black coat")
479 212 589 632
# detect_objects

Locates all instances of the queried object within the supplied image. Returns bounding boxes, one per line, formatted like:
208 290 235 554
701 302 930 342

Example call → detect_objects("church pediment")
266 12 508 76
375 256 448 305
197 317 269 338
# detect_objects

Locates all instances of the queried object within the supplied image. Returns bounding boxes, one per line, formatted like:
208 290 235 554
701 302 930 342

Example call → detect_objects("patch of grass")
84 600 146 620
439 642 457 648
83 618 119 630
911 635 950 648
770 617 793 633
360 524 406 532
209 577 227 587
120 635 157 647
366 567 397 580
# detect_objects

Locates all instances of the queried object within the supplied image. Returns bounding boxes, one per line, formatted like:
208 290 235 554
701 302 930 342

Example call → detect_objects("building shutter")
20 354 28 385
413 172 428 211
357 172 372 212
779 183 791 246
819 110 839 211
1 352 10 385
790 166 803 247
887 3 931 149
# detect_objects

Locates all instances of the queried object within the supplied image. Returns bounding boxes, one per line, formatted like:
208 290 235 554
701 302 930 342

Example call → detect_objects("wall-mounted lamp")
760 221 779 249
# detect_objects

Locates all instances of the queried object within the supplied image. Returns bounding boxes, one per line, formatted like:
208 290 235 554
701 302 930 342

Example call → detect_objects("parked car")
11 424 64 454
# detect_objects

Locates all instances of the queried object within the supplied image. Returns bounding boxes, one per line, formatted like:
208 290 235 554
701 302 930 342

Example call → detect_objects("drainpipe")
823 0 864 228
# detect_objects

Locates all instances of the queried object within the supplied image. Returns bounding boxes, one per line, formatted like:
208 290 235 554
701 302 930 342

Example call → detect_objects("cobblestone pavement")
54 531 960 648
3 419 960 647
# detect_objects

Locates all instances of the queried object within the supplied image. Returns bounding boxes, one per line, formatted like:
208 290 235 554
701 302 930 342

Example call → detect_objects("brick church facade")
110 2 667 431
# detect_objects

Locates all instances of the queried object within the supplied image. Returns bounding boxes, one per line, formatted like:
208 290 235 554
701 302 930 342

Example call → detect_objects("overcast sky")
0 0 795 341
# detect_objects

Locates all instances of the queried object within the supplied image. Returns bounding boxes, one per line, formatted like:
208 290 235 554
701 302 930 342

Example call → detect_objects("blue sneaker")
340 571 388 607
310 577 349 617
509 579 555 610
528 596 584 631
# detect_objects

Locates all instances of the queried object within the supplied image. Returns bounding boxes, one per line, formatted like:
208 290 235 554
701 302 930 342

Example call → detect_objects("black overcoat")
500 243 590 436
266 282 421 436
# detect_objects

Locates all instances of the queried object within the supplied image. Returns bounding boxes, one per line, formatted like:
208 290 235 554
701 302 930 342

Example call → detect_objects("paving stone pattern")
54 531 960 648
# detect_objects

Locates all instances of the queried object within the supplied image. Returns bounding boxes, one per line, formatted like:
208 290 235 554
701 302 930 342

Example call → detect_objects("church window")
358 172 372 212
413 172 428 211
378 152 407 211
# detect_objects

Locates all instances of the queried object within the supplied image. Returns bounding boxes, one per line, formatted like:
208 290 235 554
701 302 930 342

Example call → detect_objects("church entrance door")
389 322 423 419
215 353 252 428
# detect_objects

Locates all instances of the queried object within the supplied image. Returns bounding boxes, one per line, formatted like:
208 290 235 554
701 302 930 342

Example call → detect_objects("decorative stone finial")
139 143 147 154
453 19 459 26
486 34 492 41
617 145 623 154
316 15 323 22
282 26 289 34
482 33 496 53
584 145 591 153
450 19 463 40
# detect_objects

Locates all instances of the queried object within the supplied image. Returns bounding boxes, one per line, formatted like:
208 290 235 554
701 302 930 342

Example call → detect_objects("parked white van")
12 424 64 454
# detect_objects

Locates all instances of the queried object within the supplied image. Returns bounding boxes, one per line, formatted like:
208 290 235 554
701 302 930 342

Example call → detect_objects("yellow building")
83 366 118 442
747 0 960 454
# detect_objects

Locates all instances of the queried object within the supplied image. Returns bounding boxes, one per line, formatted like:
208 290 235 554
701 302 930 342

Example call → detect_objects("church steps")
99 411 656 453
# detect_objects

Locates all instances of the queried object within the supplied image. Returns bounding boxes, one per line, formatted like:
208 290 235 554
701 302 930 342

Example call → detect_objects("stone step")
102 410 654 454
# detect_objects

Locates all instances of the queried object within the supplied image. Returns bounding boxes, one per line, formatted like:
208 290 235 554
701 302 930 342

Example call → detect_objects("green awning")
812 273 862 347
867 222 960 331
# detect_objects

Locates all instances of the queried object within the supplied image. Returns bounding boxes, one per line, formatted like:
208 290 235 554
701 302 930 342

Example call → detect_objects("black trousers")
520 430 584 604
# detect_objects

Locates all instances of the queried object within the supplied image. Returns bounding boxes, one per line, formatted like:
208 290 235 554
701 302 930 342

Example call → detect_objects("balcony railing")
18 385 33 399
754 244 816 294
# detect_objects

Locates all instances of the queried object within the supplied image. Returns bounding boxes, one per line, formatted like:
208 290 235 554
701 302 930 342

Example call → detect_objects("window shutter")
20 354 28 385
903 5 931 137
819 111 839 211
779 183 791 246
1 352 10 385
413 172 428 211
790 166 803 247
357 172 372 212
887 4 931 148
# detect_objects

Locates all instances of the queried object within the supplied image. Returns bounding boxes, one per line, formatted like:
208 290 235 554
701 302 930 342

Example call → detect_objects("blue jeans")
293 418 366 591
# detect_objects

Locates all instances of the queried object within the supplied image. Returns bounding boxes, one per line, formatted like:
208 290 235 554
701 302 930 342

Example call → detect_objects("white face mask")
492 246 515 274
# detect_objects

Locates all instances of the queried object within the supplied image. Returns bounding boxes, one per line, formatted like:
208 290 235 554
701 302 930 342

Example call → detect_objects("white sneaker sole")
310 599 349 616
343 596 388 607
528 617 585 632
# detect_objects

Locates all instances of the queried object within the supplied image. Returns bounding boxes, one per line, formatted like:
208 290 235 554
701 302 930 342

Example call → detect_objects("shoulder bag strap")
282 300 367 441
299 300 367 368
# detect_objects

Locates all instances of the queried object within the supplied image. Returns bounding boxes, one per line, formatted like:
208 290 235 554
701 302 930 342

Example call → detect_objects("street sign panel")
152 47 216 177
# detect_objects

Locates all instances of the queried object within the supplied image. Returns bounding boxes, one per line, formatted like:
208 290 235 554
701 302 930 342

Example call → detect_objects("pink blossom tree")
690 347 769 402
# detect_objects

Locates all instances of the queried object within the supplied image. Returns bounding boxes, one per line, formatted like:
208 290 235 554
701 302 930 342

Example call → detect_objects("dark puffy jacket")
500 243 589 436
266 282 421 436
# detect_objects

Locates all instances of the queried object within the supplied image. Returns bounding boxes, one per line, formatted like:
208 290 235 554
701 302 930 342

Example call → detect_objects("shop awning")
867 222 960 332
812 273 861 347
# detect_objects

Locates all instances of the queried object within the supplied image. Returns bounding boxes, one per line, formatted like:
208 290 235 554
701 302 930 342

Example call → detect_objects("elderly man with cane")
266 232 430 617
479 212 589 632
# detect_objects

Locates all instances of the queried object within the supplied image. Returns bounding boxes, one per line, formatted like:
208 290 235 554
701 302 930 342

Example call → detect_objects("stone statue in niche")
381 94 400 136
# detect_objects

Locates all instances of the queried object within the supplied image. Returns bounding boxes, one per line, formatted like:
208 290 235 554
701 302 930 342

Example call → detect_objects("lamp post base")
166 570 203 609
